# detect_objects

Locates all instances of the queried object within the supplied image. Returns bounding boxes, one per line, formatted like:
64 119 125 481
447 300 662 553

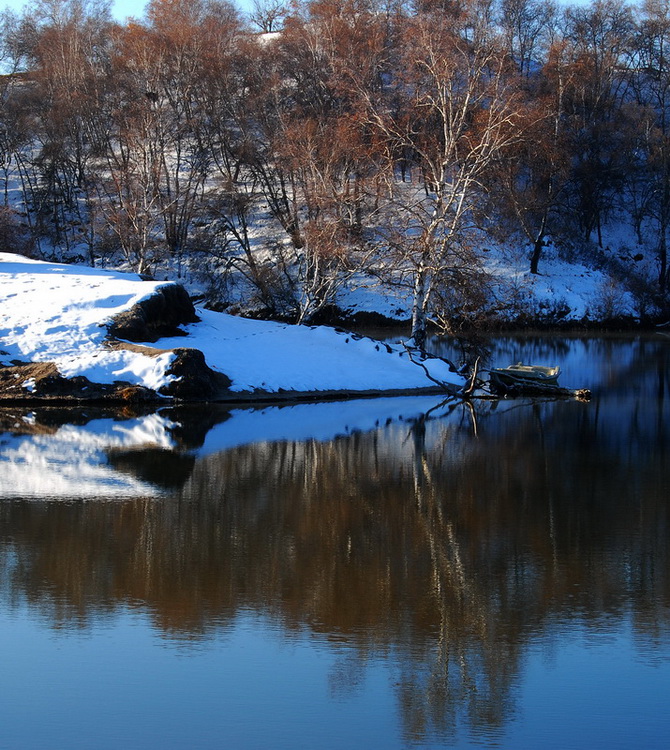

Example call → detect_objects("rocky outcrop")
107 283 199 342
104 284 233 401
0 281 233 403
159 348 232 400
0 350 233 403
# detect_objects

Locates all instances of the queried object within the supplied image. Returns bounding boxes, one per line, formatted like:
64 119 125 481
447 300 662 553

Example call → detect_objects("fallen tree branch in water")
403 344 462 394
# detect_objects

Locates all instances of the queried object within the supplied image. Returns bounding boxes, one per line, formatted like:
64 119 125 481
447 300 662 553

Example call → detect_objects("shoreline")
0 365 459 406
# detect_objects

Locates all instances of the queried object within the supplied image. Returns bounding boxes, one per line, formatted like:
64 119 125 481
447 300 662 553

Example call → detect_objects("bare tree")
498 0 557 78
562 0 635 247
227 2 386 322
629 0 670 292
362 1 525 347
485 38 573 275
248 0 289 33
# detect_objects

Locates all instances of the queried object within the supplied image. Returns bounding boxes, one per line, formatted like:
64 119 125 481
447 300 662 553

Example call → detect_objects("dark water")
0 335 669 749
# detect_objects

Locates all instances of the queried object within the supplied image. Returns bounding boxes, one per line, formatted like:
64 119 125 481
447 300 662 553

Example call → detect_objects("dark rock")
107 283 199 343
159 348 232 400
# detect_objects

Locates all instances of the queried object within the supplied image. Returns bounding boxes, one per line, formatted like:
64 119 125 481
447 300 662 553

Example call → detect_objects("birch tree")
364 1 524 347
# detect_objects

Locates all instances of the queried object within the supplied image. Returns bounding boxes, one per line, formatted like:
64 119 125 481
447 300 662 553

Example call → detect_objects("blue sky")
1 0 253 22
1 0 590 22
0 0 143 21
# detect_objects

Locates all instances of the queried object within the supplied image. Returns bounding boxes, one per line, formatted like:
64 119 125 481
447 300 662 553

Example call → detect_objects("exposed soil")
0 359 162 403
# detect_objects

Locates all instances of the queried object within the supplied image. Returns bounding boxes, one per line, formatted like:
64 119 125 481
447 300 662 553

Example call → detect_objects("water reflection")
1 335 670 746
0 396 460 499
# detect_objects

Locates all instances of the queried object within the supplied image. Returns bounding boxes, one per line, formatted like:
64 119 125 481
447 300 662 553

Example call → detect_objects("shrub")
0 207 37 257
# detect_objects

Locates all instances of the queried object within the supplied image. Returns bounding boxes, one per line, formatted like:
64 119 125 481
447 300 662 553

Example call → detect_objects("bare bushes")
0 207 37 258
430 267 495 336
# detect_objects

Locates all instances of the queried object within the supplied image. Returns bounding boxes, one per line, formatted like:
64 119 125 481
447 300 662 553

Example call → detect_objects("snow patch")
0 253 177 390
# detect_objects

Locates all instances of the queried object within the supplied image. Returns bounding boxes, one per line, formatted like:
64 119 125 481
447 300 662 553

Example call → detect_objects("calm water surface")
0 334 669 749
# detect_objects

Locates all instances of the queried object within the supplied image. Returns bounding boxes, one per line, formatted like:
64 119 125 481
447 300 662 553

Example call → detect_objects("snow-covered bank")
0 254 465 401
152 307 461 395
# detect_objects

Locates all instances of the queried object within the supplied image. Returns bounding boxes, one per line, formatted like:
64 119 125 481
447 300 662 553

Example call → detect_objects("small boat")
489 363 561 392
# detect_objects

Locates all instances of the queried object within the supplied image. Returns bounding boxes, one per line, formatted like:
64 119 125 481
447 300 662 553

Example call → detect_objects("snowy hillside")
336 235 644 326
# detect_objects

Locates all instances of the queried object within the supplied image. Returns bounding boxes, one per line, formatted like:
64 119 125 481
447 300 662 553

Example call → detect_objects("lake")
0 334 669 749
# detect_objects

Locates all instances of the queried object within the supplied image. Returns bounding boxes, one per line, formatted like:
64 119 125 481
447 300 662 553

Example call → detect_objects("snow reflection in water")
0 395 461 499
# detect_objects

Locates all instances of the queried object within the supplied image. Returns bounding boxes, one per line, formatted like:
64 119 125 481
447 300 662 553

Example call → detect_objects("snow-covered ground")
337 235 643 323
0 253 464 397
0 253 178 389
154 308 460 393
487 252 638 321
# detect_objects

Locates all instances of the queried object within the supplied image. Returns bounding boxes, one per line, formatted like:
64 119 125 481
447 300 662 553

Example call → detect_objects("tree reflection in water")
0 335 669 744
